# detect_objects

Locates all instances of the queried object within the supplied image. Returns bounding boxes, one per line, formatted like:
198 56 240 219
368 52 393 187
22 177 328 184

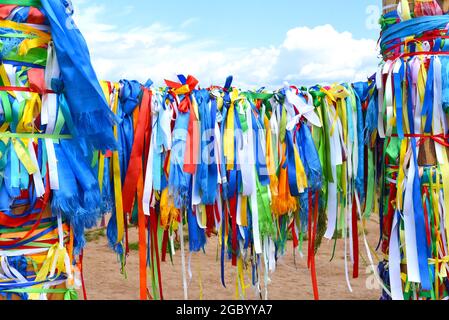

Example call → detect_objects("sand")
81 219 382 300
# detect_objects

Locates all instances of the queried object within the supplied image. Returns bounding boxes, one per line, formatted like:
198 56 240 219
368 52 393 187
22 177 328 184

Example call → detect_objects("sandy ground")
81 219 382 300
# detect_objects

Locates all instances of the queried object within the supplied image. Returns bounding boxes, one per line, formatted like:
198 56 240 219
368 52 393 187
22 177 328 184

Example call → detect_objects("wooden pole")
383 0 449 14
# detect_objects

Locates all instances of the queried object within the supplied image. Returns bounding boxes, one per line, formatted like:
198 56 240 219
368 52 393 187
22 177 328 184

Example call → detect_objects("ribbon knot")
165 75 199 113
165 75 200 174
51 78 65 95
416 133 449 147
428 256 449 280
309 89 326 107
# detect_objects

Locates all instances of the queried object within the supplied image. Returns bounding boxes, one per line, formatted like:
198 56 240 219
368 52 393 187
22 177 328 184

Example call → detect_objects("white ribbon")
403 149 421 283
179 215 189 300
247 105 262 255
44 43 61 191
0 257 27 283
214 122 223 185
325 102 342 240
354 193 392 298
389 211 404 300
0 248 49 257
28 140 45 197
284 86 322 129
377 63 387 138
143 93 158 216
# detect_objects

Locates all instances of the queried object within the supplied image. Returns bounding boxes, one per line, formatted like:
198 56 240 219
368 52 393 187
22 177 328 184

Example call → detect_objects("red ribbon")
161 229 169 262
308 191 320 301
122 88 152 301
383 33 449 59
28 68 48 95
0 85 55 95
386 50 449 62
0 5 45 24
230 196 238 267
352 194 359 279
206 205 216 237
289 219 299 249
422 187 433 247
122 88 152 215
80 251 88 300
390 133 449 147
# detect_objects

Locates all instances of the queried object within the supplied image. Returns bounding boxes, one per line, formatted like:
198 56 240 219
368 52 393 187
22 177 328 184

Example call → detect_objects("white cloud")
273 25 379 86
72 3 379 88
180 18 199 29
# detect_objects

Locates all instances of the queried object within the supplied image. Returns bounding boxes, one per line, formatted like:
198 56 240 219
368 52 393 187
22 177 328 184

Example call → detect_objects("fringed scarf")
52 140 101 254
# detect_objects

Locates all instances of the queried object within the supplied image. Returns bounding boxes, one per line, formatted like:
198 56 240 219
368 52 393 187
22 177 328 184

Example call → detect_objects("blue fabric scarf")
41 0 117 152
52 140 101 254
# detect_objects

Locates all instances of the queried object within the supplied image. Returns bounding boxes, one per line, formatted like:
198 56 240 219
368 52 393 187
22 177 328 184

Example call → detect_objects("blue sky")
73 0 383 87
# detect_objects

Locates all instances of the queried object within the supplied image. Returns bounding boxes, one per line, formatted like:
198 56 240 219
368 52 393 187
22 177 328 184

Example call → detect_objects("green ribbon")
0 139 8 186
256 173 275 238
1 33 34 39
279 107 287 143
0 132 72 139
385 137 401 162
238 102 249 133
242 91 274 118
364 149 375 218
3 47 47 68
3 288 79 300
0 91 13 123
0 0 41 7
310 89 333 183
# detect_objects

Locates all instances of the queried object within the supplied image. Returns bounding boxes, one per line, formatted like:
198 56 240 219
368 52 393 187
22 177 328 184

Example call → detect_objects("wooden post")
383 0 400 13
383 0 449 13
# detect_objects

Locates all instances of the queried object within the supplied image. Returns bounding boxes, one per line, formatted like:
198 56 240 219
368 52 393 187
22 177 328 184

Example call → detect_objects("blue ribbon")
195 89 217 204
187 207 205 253
286 131 300 197
297 124 322 192
410 138 432 291
422 57 435 134
169 111 192 209
353 81 368 199
250 106 269 186
393 60 405 139
381 15 449 49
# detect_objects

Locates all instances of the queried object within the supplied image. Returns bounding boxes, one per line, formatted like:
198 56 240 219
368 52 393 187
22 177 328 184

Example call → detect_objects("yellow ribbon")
28 243 69 300
111 84 125 245
17 93 41 133
12 138 38 174
400 0 412 20
396 139 408 210
428 256 449 280
224 101 235 171
0 20 51 56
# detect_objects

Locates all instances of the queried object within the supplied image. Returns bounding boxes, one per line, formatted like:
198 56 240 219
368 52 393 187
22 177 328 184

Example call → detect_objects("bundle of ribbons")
0 0 117 300
374 0 449 300
99 74 384 301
